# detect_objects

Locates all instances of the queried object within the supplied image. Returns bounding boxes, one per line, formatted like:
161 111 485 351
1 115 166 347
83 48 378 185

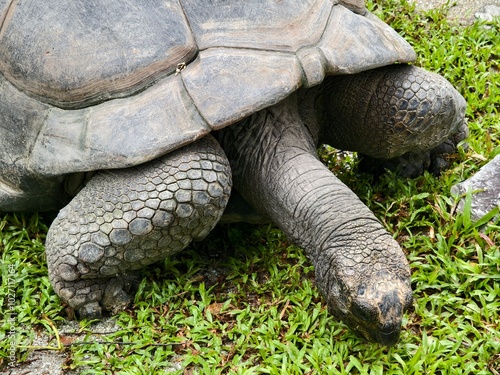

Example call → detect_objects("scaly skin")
219 66 465 345
44 64 466 345
219 94 413 346
45 135 232 318
321 65 467 177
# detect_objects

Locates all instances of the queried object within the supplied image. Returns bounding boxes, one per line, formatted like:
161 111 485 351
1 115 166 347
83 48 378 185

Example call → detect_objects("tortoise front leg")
45 135 231 318
321 65 467 177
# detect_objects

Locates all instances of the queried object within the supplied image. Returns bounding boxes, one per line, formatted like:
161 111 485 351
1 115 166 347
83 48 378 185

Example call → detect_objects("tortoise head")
320 238 413 347
348 277 412 346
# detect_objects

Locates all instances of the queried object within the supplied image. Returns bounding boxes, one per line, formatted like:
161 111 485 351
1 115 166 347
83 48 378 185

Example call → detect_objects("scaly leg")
219 95 412 346
321 65 467 177
46 135 231 318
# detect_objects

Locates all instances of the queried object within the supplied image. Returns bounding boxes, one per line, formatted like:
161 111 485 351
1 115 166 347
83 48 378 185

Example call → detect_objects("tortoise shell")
0 0 415 177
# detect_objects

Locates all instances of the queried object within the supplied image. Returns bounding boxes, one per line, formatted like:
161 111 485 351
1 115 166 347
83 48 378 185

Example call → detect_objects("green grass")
1 1 499 373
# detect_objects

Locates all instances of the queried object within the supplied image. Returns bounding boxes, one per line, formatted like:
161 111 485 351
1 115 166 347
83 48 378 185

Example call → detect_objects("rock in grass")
452 154 500 221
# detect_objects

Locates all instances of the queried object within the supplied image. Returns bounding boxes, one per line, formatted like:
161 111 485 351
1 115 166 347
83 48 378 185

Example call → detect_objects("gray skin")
0 0 467 346
219 66 466 345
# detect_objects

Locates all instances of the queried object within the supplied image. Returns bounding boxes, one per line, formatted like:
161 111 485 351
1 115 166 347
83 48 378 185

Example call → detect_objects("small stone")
208 183 224 198
131 200 145 211
213 162 226 172
60 254 78 266
105 247 117 257
105 257 122 266
192 180 209 191
69 224 79 235
158 235 172 248
159 190 174 201
148 230 163 241
77 262 91 274
179 163 191 172
157 183 168 192
167 182 180 192
178 179 191 190
200 160 212 170
104 212 114 223
452 155 500 221
187 169 202 180
58 287 75 301
139 238 158 251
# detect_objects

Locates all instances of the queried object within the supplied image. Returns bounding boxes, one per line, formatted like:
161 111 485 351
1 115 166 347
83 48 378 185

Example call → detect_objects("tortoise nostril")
379 320 398 335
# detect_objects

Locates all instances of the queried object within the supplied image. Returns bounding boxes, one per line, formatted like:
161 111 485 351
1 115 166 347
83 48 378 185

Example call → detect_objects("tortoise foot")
359 121 469 178
55 274 138 319
359 150 430 178
429 120 469 175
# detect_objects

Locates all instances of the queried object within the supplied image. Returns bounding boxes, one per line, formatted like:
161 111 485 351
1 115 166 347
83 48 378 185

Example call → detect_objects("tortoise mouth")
374 327 401 347
349 321 402 347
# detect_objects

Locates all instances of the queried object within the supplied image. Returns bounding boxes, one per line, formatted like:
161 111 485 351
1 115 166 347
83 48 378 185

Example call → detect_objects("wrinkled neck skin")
219 93 412 346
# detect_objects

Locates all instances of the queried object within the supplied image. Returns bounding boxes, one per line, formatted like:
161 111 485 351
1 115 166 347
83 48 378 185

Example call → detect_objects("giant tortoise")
0 0 467 346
